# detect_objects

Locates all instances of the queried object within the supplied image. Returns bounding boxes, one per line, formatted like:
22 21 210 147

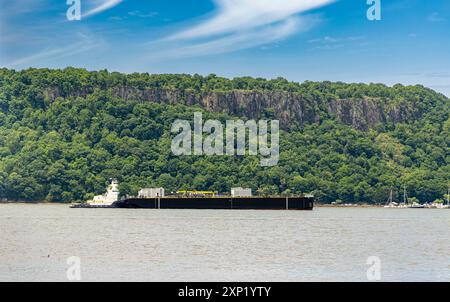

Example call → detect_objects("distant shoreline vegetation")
0 68 448 204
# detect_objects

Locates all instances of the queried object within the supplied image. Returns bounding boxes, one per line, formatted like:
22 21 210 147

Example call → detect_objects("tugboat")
71 179 120 208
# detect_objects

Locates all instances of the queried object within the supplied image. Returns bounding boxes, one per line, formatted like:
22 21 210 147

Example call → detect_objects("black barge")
112 196 314 210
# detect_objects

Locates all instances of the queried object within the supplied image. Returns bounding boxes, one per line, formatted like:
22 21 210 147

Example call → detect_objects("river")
0 204 448 281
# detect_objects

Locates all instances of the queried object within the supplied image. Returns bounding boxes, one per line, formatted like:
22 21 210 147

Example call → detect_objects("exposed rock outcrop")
45 86 420 131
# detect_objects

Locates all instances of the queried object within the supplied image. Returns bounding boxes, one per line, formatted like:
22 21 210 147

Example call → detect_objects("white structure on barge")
87 179 120 206
231 187 252 197
138 188 165 198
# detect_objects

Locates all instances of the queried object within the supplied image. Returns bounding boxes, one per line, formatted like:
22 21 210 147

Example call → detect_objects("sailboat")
435 186 450 209
405 186 425 208
445 186 450 208
395 186 408 208
384 188 398 208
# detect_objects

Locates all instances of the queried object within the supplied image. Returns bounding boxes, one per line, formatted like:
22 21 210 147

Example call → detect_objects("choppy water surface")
0 204 448 281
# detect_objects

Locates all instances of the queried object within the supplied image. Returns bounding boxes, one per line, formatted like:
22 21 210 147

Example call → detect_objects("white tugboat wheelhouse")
87 179 120 206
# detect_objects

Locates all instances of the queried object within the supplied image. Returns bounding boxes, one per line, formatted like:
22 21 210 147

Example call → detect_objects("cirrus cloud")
169 0 335 41
152 0 336 59
83 0 124 18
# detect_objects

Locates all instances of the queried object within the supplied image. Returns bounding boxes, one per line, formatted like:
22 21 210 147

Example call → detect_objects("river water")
0 204 448 282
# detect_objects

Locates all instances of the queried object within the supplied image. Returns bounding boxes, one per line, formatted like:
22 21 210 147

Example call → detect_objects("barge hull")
113 197 314 210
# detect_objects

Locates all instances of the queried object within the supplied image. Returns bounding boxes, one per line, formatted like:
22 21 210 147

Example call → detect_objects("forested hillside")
0 68 448 204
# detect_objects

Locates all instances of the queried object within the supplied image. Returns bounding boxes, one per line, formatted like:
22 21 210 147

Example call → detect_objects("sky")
1 0 450 96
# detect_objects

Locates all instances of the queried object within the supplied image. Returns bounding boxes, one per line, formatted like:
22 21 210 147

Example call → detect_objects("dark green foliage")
0 68 448 203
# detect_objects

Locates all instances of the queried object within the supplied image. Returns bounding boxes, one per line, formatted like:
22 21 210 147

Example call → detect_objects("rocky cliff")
45 86 419 131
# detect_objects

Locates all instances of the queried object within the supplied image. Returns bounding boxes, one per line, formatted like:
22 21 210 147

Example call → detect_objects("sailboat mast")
403 185 407 204
386 188 393 205
447 185 449 206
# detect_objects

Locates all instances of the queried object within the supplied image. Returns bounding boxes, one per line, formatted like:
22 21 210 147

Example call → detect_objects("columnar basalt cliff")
44 86 419 131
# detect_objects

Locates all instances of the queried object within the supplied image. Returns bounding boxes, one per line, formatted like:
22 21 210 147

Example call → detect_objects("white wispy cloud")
427 12 445 23
308 36 338 44
169 0 334 41
306 35 366 51
83 0 123 18
0 0 117 68
7 33 103 68
0 0 48 15
308 36 364 44
128 10 159 18
153 0 335 58
157 17 306 59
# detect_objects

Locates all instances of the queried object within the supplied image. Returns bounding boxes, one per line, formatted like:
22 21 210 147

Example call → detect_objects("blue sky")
1 0 450 96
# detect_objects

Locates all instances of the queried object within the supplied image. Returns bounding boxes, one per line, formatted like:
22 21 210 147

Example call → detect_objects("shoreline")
0 201 67 205
316 204 382 208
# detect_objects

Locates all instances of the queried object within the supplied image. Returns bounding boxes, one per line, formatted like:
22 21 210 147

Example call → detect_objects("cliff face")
46 86 420 130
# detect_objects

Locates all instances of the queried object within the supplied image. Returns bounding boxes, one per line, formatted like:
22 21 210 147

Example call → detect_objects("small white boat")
442 186 450 209
384 202 399 208
434 203 450 209
424 187 450 209
384 189 397 208
408 202 425 209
